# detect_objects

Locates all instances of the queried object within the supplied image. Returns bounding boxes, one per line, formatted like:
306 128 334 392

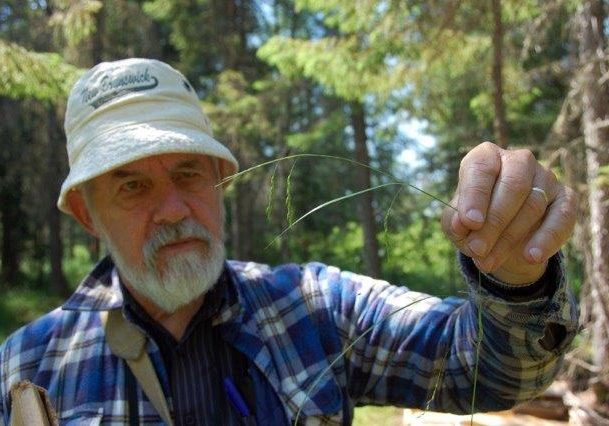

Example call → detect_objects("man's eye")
120 180 145 192
175 171 205 182
179 171 199 179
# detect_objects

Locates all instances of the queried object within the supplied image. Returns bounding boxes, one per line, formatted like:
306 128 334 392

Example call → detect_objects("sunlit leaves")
258 0 424 102
0 40 83 102
141 0 175 20
259 35 409 101
203 70 276 144
48 0 103 47
285 110 346 151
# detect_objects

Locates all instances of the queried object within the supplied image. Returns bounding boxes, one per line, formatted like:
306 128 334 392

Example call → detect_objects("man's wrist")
480 270 546 297
487 261 547 286
460 252 561 302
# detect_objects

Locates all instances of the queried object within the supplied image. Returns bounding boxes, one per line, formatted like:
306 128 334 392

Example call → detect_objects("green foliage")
382 214 462 295
143 0 259 82
257 1 428 102
49 0 103 47
0 289 63 341
258 35 408 101
295 0 417 55
305 215 461 297
62 245 95 289
204 70 276 146
307 222 365 271
0 40 83 102
15 242 95 290
285 110 350 153
295 0 380 31
142 0 207 77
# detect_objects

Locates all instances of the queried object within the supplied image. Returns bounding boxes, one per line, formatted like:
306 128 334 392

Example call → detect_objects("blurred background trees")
1 0 608 421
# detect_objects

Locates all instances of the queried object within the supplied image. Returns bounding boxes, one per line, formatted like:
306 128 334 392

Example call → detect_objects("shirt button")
184 413 196 425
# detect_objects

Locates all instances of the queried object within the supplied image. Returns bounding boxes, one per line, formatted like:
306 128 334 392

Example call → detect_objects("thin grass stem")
470 270 484 424
424 345 450 413
383 186 404 250
286 160 297 226
265 182 402 250
218 153 457 212
266 163 278 221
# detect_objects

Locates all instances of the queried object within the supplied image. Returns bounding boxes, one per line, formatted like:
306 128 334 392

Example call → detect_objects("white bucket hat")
57 58 238 215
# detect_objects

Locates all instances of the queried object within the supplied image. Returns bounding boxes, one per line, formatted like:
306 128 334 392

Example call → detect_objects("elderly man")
0 58 578 425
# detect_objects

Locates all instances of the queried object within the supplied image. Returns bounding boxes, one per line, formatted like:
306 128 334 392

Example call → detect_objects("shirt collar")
62 256 123 311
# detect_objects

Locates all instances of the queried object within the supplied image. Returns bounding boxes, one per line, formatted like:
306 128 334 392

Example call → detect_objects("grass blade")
265 182 403 250
266 163 278 221
217 153 457 212
470 270 484 424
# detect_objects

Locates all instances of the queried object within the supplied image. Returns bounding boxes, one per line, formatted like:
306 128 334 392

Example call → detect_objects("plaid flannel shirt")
0 254 578 425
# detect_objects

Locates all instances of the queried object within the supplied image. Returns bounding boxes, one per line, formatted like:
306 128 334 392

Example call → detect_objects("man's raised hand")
441 142 577 285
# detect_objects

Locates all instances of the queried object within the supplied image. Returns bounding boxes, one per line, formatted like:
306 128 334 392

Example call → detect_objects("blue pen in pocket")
223 377 251 419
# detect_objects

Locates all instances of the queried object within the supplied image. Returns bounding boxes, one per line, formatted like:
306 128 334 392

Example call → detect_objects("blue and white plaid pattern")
0 254 578 425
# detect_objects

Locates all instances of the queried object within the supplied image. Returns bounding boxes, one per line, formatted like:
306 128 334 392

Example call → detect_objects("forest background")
1 0 608 423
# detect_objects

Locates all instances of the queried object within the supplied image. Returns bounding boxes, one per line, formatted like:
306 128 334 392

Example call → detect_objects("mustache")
143 219 213 263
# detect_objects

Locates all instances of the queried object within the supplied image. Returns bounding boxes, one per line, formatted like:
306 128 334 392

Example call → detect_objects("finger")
441 197 455 236
482 169 559 271
523 185 578 264
451 212 470 240
464 149 537 260
442 191 469 238
442 209 471 252
457 142 502 230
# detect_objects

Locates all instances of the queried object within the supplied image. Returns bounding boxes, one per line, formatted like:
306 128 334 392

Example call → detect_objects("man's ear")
66 189 99 238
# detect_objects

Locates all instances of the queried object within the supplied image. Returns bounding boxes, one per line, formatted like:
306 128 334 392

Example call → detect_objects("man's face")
74 153 226 313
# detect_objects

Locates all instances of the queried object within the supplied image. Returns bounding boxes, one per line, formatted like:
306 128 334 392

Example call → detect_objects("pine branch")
0 40 83 103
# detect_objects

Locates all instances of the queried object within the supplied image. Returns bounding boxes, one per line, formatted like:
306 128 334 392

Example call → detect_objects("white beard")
98 218 226 313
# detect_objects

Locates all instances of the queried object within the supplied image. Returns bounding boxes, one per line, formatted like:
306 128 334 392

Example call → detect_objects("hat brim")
57 121 239 215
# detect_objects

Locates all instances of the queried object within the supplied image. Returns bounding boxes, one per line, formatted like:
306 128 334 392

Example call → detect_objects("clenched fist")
442 142 577 285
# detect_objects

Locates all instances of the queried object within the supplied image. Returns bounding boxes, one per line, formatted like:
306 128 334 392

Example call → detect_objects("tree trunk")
228 155 254 260
491 0 508 148
224 137 255 259
222 0 255 260
47 106 69 296
0 182 22 287
579 0 609 395
0 98 24 287
350 102 381 277
91 3 105 65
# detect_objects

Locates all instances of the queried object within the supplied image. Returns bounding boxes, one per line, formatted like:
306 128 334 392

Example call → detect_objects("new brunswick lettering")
81 67 159 109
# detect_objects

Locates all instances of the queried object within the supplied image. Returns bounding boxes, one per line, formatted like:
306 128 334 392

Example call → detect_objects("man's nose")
152 184 191 224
